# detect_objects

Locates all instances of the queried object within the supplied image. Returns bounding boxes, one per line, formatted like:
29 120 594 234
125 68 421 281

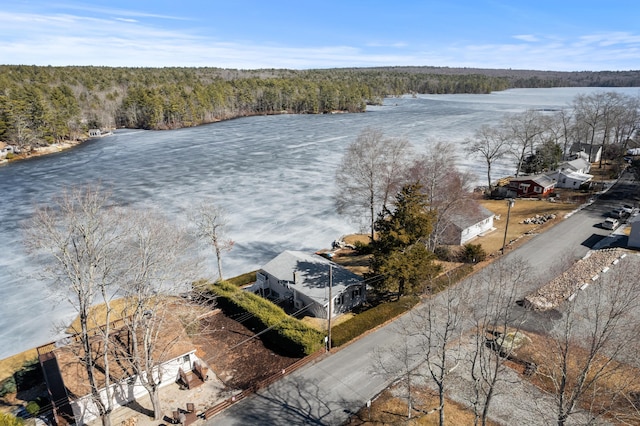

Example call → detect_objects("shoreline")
0 139 87 166
0 107 360 166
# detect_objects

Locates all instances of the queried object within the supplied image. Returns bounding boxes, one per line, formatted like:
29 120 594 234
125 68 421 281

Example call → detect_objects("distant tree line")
1 65 640 148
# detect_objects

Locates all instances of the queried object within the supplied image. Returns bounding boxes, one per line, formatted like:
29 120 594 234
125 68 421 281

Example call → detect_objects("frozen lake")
1 87 638 359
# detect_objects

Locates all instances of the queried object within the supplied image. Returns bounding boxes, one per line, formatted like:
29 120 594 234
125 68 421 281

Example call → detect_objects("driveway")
206 172 639 426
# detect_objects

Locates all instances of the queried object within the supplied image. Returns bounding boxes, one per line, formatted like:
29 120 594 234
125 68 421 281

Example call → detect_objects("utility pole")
501 198 515 254
327 264 332 352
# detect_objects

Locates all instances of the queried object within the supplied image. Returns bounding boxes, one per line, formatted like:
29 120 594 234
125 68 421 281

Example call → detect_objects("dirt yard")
192 310 302 391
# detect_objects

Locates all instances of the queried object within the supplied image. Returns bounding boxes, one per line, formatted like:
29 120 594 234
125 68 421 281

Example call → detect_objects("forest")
1 65 639 148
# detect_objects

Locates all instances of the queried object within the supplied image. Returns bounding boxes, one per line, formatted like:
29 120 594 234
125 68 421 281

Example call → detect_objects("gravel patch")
523 249 628 311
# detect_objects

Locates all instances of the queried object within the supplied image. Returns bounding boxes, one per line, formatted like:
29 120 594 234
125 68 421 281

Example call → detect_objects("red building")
507 174 556 198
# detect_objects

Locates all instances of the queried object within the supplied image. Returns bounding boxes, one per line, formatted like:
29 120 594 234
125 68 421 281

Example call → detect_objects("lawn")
477 198 578 255
346 386 499 425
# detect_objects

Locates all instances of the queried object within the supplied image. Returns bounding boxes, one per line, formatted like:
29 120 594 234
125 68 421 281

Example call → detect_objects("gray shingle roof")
510 174 556 188
447 200 494 230
261 251 363 304
560 158 590 172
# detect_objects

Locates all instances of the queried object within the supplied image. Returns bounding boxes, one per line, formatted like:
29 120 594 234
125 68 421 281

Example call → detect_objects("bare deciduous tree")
114 209 201 421
335 127 412 241
412 279 470 425
466 124 509 191
192 201 234 282
371 274 469 425
24 186 204 425
538 258 640 426
545 110 576 161
466 257 532 426
408 141 475 250
503 110 546 177
572 92 628 168
371 324 422 420
23 185 125 426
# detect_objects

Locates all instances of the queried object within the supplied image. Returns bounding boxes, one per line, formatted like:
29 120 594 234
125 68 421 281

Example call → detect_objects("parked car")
610 208 628 219
602 217 619 230
621 204 634 214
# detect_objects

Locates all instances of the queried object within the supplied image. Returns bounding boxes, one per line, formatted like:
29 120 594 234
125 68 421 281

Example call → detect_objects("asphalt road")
207 171 639 426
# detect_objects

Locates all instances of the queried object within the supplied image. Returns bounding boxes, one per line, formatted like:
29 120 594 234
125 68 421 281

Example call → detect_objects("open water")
1 87 638 359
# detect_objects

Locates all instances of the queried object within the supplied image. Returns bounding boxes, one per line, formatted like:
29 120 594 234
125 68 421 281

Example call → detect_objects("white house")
555 170 594 189
39 324 206 425
252 250 365 318
552 158 593 189
68 351 200 425
559 158 591 174
440 200 495 245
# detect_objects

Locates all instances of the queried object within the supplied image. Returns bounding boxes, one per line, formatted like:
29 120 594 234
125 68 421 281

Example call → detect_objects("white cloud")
365 41 408 48
513 34 539 42
48 3 191 21
0 9 639 71
577 31 640 47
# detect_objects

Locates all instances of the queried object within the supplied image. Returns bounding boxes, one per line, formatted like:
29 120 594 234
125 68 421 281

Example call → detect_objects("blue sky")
1 0 639 71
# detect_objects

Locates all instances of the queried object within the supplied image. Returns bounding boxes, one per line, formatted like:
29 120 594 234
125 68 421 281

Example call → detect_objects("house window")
335 294 344 305
519 183 530 192
534 186 542 193
182 355 191 371
351 287 361 298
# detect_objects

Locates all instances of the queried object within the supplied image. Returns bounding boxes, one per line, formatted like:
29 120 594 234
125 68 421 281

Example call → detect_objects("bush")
353 240 373 255
0 413 23 425
434 245 454 261
0 376 17 397
459 243 487 264
14 359 41 392
207 280 324 356
331 296 419 347
226 270 257 287
25 401 39 416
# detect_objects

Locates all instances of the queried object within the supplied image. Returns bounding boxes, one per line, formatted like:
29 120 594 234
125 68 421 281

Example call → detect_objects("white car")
602 217 619 230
